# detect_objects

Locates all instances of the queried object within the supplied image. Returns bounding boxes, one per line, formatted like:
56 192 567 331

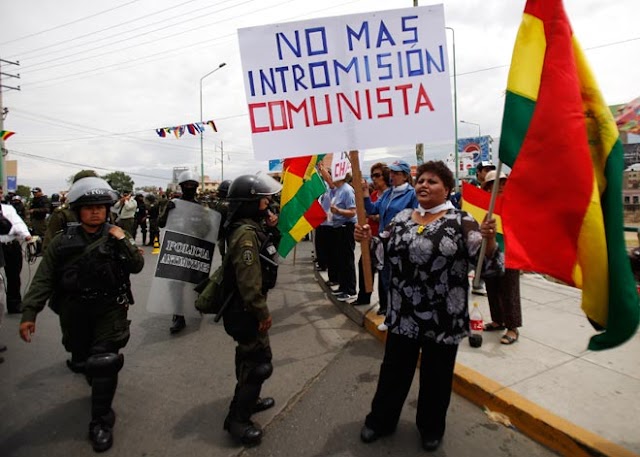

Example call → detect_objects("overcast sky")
1 0 638 194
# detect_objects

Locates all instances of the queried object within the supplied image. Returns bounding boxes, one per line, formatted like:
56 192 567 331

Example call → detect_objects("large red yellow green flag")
499 0 639 350
277 155 327 258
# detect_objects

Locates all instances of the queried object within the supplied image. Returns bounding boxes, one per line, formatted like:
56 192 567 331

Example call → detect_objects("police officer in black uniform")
19 177 144 453
221 173 281 446
158 170 204 334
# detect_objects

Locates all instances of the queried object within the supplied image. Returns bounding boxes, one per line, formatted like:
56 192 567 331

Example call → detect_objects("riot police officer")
159 170 202 334
19 177 144 453
211 179 232 258
43 170 98 252
221 173 281 446
146 194 160 246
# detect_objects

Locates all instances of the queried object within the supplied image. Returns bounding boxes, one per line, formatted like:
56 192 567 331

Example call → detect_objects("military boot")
169 315 186 334
89 376 118 452
89 409 116 453
225 382 263 446
86 353 123 453
253 397 275 413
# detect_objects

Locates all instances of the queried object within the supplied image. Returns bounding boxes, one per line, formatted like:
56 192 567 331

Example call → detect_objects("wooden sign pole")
349 150 373 293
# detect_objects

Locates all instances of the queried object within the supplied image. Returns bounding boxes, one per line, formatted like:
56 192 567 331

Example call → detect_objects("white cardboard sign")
238 5 453 160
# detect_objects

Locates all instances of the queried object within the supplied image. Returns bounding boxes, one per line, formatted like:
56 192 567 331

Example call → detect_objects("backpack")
194 254 231 316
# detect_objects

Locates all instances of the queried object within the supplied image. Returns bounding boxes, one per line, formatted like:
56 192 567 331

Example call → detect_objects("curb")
316 271 638 457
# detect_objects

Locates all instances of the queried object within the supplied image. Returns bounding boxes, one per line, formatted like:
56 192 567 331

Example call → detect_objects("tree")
102 171 134 193
16 185 31 199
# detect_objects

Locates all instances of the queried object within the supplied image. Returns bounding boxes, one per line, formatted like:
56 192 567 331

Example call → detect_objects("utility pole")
413 0 424 165
220 140 224 181
0 57 21 190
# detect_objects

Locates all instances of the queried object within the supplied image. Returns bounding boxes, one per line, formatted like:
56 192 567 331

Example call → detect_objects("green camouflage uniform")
222 218 276 426
43 204 76 252
21 223 144 358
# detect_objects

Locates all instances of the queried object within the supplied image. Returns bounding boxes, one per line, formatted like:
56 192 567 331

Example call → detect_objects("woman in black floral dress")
355 161 504 452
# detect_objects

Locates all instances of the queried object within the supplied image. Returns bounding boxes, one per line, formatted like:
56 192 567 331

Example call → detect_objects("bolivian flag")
277 155 327 258
0 130 15 141
461 182 505 252
499 0 639 350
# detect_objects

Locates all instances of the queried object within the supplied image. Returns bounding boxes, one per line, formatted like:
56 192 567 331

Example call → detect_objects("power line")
7 148 172 182
6 0 202 59
0 0 143 46
8 109 256 156
19 0 254 72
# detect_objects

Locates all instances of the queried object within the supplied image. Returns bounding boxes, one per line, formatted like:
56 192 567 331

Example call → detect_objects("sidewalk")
314 261 640 457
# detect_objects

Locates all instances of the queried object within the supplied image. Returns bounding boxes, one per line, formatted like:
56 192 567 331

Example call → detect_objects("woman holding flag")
354 160 503 451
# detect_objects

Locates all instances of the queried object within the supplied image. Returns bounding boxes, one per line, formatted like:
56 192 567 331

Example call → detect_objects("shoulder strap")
65 225 112 266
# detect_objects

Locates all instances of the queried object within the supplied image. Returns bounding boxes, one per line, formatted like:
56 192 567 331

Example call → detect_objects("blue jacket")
364 185 418 231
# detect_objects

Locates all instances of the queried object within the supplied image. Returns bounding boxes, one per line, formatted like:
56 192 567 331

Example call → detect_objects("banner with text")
238 5 453 160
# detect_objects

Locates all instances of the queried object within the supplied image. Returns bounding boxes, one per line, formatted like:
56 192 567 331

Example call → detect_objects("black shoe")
352 301 370 306
253 397 275 413
88 420 113 453
421 436 442 452
226 419 263 446
376 308 387 316
169 315 186 334
360 425 380 444
66 359 86 373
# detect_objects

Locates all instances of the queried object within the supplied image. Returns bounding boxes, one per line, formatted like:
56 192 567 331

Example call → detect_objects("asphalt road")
0 240 558 457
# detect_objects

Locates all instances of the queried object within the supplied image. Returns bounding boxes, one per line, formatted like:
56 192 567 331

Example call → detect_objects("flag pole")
349 150 373 293
473 160 503 288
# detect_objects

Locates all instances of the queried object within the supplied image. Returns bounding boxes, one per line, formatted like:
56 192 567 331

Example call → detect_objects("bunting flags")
155 120 217 138
277 155 327 257
1 130 16 141
461 182 505 252
498 0 639 350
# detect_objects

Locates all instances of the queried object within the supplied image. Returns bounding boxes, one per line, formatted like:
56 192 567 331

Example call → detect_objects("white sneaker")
337 293 356 302
377 322 388 332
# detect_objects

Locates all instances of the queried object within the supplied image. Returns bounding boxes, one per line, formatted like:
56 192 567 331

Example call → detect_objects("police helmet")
51 193 60 202
72 169 99 183
67 177 118 210
227 173 282 202
217 179 232 198
178 170 200 187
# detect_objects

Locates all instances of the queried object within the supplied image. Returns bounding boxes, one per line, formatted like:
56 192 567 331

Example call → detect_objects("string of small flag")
0 130 16 141
156 120 218 139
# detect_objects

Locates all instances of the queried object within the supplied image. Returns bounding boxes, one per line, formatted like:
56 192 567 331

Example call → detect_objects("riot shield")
147 199 221 317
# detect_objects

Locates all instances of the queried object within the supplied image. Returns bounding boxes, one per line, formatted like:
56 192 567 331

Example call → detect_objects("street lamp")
199 62 227 190
460 120 481 137
446 26 458 191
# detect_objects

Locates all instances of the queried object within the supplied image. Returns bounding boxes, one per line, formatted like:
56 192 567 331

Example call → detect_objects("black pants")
2 241 23 312
329 224 356 295
315 225 333 278
356 255 381 304
365 332 459 440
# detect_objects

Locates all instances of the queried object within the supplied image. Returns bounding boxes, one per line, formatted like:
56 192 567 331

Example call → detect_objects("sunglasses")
371 172 383 178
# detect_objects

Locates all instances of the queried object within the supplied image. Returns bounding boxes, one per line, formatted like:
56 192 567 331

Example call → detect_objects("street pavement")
0 238 559 457
325 246 640 457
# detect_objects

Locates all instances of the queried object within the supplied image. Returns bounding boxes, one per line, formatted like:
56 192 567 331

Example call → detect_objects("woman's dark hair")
416 161 455 193
370 162 390 183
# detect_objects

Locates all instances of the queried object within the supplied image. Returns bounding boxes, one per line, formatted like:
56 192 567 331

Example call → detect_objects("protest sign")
238 5 453 160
